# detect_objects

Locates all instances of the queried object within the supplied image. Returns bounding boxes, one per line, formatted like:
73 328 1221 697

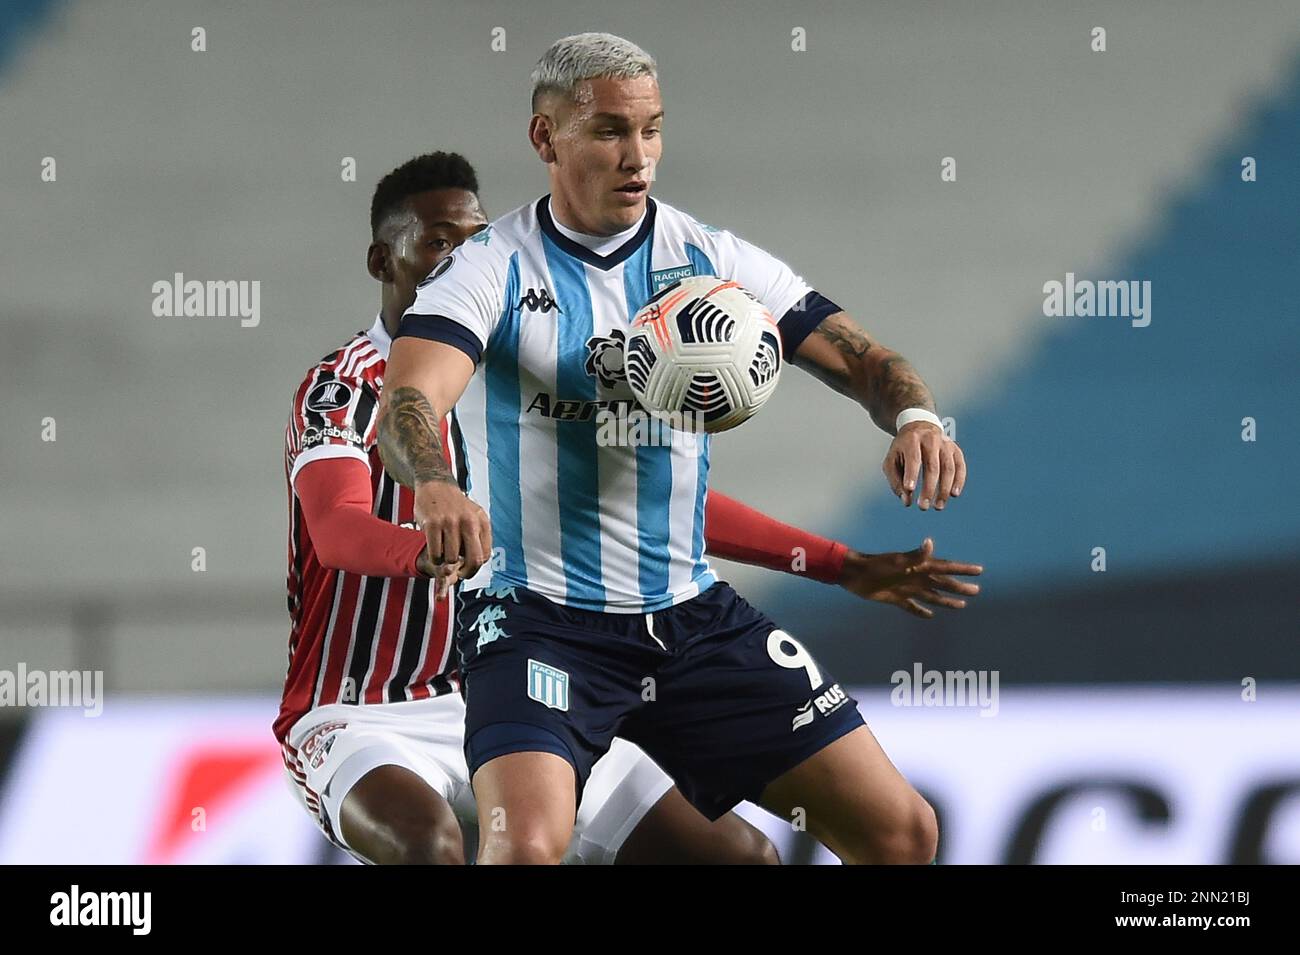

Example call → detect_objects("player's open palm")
838 538 982 619
414 481 492 600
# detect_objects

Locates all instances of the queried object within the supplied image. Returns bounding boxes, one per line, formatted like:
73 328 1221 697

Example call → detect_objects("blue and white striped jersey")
400 195 838 613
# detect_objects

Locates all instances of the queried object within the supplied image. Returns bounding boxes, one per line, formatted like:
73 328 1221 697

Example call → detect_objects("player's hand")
882 422 966 510
837 538 982 619
413 479 492 600
415 545 459 601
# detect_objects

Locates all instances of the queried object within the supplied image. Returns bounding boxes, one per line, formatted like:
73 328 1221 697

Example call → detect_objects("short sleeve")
286 364 379 486
697 228 841 354
713 231 812 321
399 237 513 364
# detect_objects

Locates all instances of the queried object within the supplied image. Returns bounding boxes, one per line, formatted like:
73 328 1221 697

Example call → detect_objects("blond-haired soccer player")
379 34 977 865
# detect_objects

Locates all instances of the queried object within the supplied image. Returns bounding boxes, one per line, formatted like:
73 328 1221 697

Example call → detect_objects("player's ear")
366 240 391 282
529 113 557 164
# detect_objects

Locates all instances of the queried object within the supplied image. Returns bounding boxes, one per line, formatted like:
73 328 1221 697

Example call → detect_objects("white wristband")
896 408 944 433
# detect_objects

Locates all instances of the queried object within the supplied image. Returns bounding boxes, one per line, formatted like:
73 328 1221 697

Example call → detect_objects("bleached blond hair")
530 32 657 111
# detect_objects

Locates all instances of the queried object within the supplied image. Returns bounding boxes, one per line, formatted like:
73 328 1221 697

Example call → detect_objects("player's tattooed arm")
794 311 967 509
375 386 456 489
792 311 936 434
378 338 489 590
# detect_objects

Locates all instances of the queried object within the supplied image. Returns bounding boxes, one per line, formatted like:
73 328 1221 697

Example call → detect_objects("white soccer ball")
624 276 783 434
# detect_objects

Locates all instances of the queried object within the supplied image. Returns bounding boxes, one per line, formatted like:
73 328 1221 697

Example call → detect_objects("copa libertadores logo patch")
305 380 354 412
416 254 456 290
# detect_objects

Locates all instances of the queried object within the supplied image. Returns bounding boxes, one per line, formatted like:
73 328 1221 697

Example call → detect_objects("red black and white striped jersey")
276 316 463 742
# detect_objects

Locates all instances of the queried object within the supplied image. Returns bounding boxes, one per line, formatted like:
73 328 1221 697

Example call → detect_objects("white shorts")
281 694 673 864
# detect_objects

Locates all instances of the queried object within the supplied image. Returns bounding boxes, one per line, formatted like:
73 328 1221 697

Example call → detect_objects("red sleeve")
295 457 428 579
704 491 848 584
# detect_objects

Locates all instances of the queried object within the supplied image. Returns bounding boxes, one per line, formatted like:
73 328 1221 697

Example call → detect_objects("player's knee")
865 794 938 865
698 825 781 865
694 813 781 865
830 791 937 865
479 828 568 865
744 829 782 865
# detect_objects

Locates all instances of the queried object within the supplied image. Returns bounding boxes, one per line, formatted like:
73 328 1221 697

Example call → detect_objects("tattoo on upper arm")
810 314 876 361
376 386 455 489
791 314 874 395
816 314 878 358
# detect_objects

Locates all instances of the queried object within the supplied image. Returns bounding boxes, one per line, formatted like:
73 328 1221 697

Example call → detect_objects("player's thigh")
566 737 671 864
471 751 577 864
616 788 780 865
629 585 865 822
458 587 650 862
338 764 465 866
759 724 937 865
284 697 471 864
459 636 587 861
571 738 777 865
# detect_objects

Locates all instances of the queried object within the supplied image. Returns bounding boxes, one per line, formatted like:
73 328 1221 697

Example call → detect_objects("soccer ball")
624 276 783 434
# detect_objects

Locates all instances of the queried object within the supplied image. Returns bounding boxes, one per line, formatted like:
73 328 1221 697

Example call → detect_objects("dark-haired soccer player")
279 152 981 864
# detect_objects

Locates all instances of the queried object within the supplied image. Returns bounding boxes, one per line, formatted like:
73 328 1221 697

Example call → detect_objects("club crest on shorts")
300 720 347 770
527 659 569 711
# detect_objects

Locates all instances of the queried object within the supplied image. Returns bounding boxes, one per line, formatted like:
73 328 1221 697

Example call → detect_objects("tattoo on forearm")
376 386 455 489
871 353 934 430
797 314 936 432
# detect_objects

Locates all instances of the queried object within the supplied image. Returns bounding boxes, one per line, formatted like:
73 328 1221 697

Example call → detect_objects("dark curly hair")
370 152 479 237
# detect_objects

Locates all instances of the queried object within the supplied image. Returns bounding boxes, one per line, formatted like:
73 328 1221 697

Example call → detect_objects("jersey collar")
536 194 657 271
366 313 392 359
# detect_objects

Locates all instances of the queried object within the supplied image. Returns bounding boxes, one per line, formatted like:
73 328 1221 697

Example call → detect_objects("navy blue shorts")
456 581 864 820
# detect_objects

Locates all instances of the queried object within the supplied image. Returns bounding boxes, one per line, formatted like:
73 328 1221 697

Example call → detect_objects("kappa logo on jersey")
300 719 348 769
527 659 569 711
518 288 561 314
584 329 628 389
305 380 354 413
416 254 456 291
468 226 493 246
